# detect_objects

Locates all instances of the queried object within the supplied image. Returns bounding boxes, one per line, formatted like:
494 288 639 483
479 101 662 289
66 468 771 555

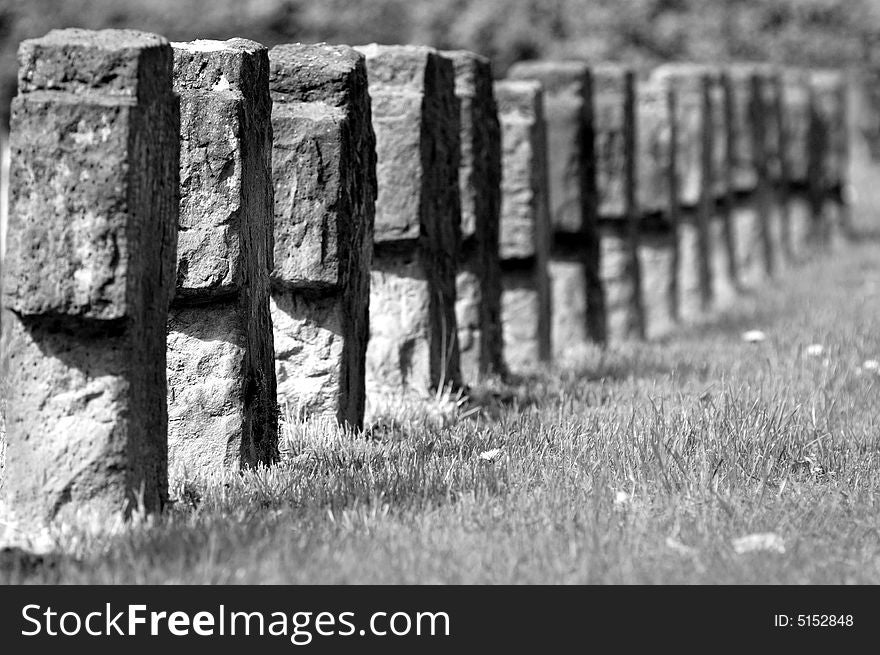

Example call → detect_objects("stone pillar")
635 77 677 340
0 29 178 524
507 61 603 358
781 68 813 261
652 65 714 322
593 65 643 343
443 50 504 384
495 80 552 372
354 45 460 404
268 44 375 430
708 68 737 309
728 65 764 289
753 65 784 277
809 69 849 247
167 39 277 476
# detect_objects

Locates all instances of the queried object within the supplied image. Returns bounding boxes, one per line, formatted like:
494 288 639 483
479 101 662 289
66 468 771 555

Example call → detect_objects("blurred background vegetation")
1 0 880 126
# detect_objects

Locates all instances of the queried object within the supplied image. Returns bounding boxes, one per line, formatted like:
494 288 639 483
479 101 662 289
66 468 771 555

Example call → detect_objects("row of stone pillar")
0 28 848 526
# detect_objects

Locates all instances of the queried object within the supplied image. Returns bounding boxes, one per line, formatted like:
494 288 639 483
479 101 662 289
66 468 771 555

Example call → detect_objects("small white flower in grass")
863 359 880 373
742 330 766 343
613 490 631 506
805 343 824 357
478 447 503 462
732 532 785 555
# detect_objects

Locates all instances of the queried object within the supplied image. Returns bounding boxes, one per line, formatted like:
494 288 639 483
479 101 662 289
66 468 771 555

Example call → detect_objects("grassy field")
2 235 880 584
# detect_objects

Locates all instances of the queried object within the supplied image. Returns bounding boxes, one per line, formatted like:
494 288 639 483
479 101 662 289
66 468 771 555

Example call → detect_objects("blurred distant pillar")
507 61 604 359
495 80 552 372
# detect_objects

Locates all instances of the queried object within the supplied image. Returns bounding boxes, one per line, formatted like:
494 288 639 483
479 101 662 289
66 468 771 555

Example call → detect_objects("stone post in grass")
443 50 505 384
268 43 375 430
167 39 278 476
651 64 715 322
506 61 604 358
635 76 677 339
354 45 461 408
0 29 178 524
495 80 552 372
727 65 765 289
593 64 644 342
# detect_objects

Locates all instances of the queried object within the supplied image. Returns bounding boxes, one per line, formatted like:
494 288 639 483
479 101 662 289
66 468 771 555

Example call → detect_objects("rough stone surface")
357 45 461 396
638 227 677 340
444 50 504 383
501 269 551 372
506 61 595 235
496 80 549 260
599 224 641 342
269 43 374 427
271 291 365 427
1 29 178 525
496 80 552 370
173 38 272 300
366 250 457 395
167 302 275 474
636 78 674 216
168 39 277 472
269 44 375 290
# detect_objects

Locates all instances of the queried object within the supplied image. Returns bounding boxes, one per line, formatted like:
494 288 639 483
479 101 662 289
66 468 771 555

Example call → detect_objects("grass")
2 236 880 584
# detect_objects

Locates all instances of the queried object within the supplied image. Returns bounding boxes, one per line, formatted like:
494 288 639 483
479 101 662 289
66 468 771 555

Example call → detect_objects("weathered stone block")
269 43 374 427
444 50 504 382
167 301 276 474
270 44 374 290
506 61 595 235
357 45 461 395
366 249 458 394
495 80 553 371
173 39 272 299
355 44 460 254
638 226 677 340
635 78 674 216
501 267 551 372
5 31 177 319
168 39 277 471
271 290 366 428
496 80 550 260
1 29 178 525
